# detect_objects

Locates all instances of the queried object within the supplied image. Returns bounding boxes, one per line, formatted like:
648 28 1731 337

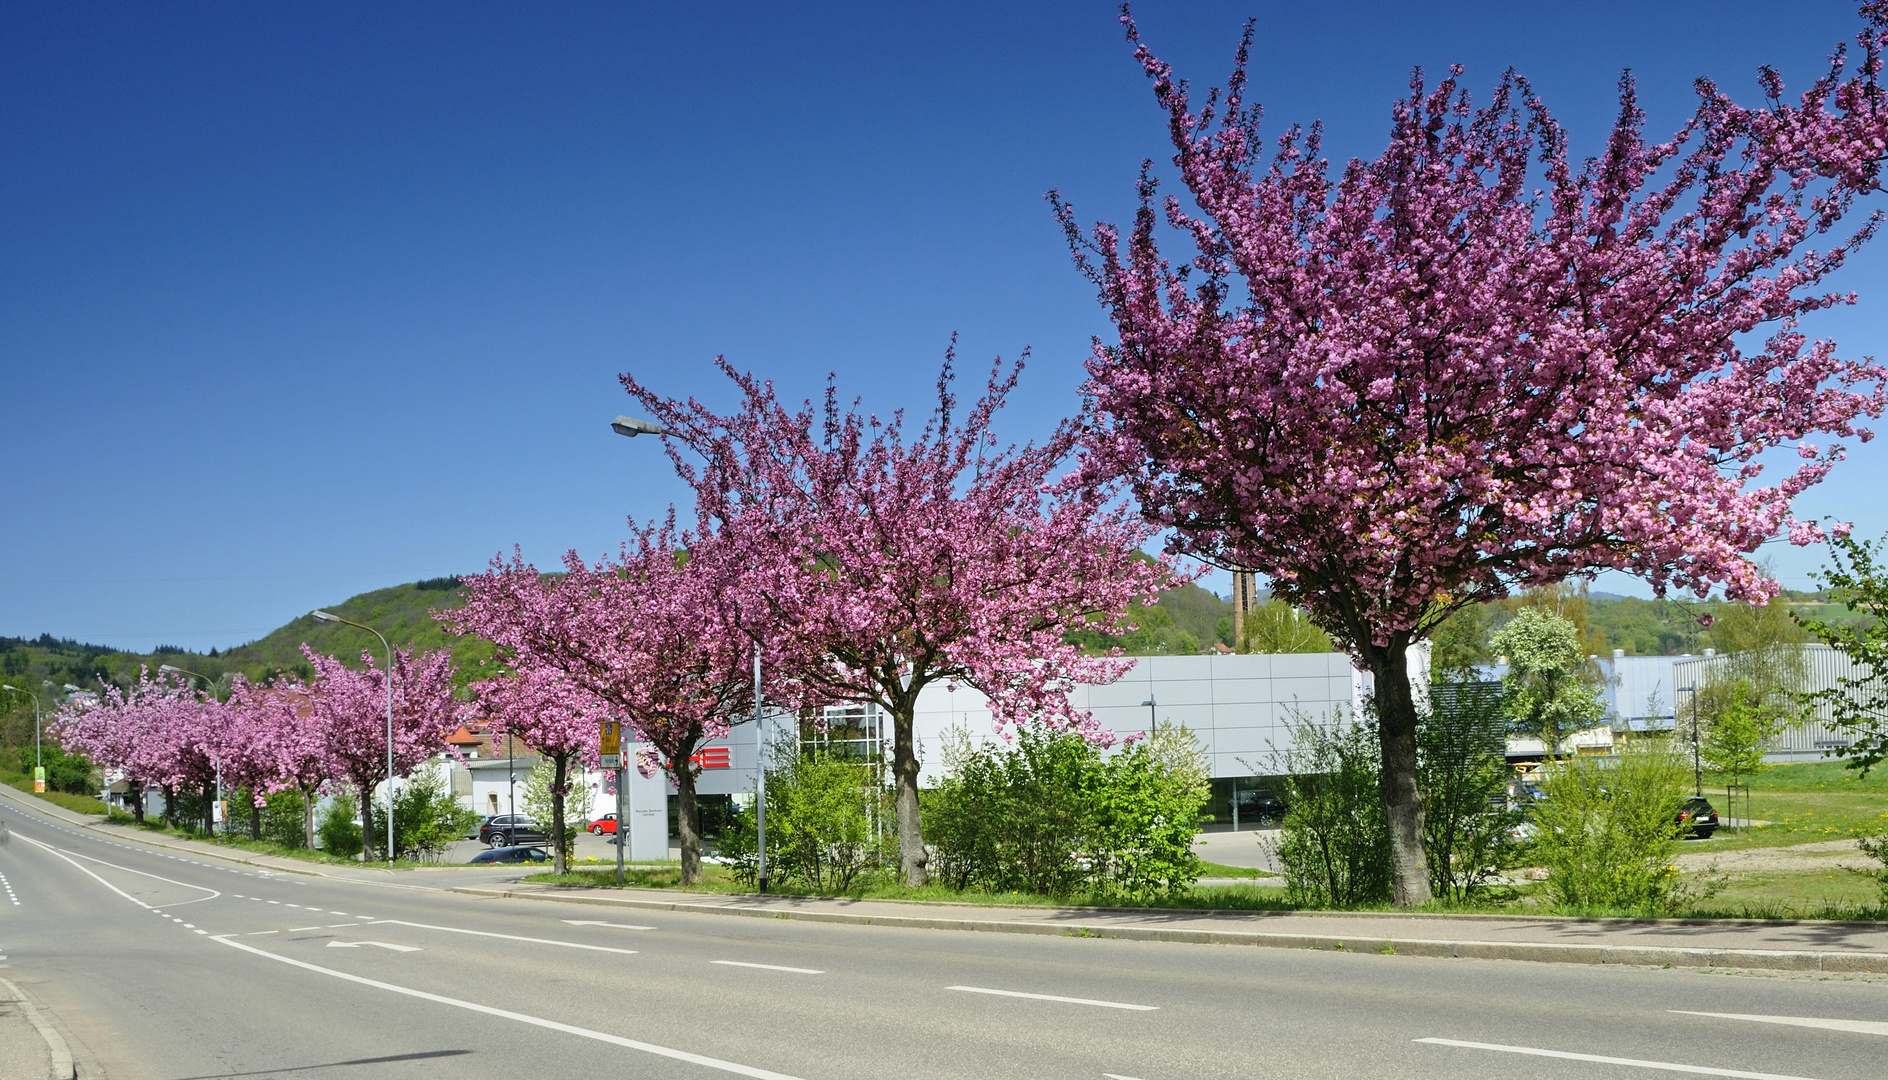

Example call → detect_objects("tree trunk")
302 785 317 850
250 793 262 842
357 783 376 861
675 760 703 886
1369 644 1433 908
163 785 176 828
889 701 926 887
131 782 145 824
551 752 569 876
202 781 215 836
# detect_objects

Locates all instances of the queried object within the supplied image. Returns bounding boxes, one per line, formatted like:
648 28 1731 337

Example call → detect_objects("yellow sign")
33 765 45 793
599 720 620 757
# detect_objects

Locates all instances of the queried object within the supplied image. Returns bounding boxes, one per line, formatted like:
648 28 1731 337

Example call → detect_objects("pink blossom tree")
300 645 460 861
470 665 606 874
622 354 1179 886
227 675 332 849
49 669 182 824
451 521 784 885
1054 7 1888 904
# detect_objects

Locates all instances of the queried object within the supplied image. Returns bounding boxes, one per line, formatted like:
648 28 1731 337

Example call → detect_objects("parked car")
469 845 551 865
1231 789 1284 824
467 814 495 841
589 813 618 835
1678 796 1719 839
479 814 549 847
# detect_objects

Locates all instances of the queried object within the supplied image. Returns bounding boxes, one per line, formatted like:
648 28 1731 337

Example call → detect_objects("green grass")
1197 860 1278 878
1692 761 1888 851
95 813 468 869
1 771 107 815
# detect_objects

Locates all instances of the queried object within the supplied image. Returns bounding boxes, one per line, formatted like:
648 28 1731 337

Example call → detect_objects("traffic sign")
599 719 621 756
600 753 622 769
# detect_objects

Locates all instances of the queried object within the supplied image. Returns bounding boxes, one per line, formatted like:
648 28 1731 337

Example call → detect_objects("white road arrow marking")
326 940 421 952
1672 1011 1888 1037
563 920 657 930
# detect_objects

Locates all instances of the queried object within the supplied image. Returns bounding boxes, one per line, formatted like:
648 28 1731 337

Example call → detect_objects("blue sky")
3 1 1884 652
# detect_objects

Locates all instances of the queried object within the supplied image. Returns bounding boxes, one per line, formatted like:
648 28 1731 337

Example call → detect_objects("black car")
469 845 551 865
478 814 549 847
1678 796 1719 839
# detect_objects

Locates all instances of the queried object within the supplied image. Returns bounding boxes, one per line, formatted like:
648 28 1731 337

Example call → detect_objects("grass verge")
0 771 108 815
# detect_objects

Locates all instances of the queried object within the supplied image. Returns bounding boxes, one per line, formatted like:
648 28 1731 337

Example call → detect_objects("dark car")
469 845 551 865
1678 796 1719 839
1232 789 1284 824
479 814 549 847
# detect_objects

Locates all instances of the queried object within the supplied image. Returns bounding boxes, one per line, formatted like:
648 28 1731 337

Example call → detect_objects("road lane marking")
328 941 421 952
370 920 637 955
1672 1011 1888 1037
564 920 657 930
328 923 359 928
210 936 808 1079
289 927 323 932
1103 1074 1148 1079
946 986 1157 1011
0 869 19 905
711 961 823 974
13 834 221 908
1415 1038 1823 1079
247 931 278 935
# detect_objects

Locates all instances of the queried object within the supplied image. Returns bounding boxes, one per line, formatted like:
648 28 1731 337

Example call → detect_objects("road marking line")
711 961 824 974
12 834 221 908
564 920 657 930
370 920 637 956
247 931 278 935
1415 1038 1823 1079
328 923 359 928
1104 1074 1148 1080
946 986 1157 1011
210 936 808 1079
328 941 421 952
288 927 322 932
1672 1011 1888 1037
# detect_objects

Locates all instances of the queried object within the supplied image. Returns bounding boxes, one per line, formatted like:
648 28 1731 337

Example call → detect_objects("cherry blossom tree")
49 669 185 824
300 645 460 861
621 354 1178 886
227 675 332 848
1055 7 1888 904
451 521 783 885
471 665 606 874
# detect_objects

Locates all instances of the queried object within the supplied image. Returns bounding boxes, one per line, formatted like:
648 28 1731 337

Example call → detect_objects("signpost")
600 720 625 886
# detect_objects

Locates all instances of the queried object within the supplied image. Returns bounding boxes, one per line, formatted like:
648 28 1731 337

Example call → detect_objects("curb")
453 886 1888 974
0 977 76 1080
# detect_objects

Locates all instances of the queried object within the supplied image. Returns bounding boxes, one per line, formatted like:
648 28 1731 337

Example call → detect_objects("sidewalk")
0 978 75 1080
454 881 1888 974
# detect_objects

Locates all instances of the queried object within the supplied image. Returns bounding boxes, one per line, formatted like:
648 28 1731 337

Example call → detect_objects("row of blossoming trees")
47 3 1888 904
51 647 459 861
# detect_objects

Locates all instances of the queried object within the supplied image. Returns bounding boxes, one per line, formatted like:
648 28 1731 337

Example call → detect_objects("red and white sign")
690 746 731 770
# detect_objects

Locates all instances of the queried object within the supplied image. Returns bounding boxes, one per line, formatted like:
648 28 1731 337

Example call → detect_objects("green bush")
723 747 895 893
1852 830 1888 908
318 792 363 858
1420 683 1523 903
367 766 479 863
1533 742 1689 913
925 723 1205 902
260 789 310 849
16 745 93 794
1273 712 1392 908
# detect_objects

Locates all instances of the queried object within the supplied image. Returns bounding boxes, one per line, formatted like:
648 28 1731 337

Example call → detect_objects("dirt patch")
1676 838 1873 874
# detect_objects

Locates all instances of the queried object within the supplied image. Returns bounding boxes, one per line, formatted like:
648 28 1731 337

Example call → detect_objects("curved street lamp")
311 610 397 868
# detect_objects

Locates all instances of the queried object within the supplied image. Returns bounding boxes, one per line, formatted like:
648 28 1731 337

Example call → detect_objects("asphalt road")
1 797 1884 1080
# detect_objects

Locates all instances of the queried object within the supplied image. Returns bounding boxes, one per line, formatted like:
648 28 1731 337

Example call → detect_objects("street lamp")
312 609 397 868
1141 697 1157 728
160 664 228 837
1 684 40 771
1678 682 1701 797
610 415 668 438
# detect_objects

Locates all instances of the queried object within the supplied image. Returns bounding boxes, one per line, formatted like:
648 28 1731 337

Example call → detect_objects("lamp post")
159 664 227 837
1141 696 1157 728
311 610 396 867
1678 682 1701 797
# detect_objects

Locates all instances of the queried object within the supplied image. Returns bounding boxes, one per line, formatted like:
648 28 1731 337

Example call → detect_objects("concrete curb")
453 886 1888 974
0 977 76 1080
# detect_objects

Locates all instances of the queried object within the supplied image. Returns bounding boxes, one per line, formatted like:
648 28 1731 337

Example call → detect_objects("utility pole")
754 644 767 894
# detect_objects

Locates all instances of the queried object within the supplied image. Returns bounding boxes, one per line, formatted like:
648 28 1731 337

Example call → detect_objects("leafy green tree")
1798 530 1888 776
1427 605 1490 681
1489 608 1604 757
1419 683 1522 902
1240 599 1335 654
1700 681 1784 788
522 757 594 863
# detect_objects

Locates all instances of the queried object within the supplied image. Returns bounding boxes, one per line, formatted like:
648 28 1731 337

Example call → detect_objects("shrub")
1272 711 1392 908
1532 742 1689 913
723 744 895 893
926 722 1206 902
259 789 309 849
318 790 363 858
1420 683 1523 903
367 766 479 863
1853 829 1888 908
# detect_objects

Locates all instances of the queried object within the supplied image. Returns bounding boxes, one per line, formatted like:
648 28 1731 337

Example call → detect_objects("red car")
588 813 618 835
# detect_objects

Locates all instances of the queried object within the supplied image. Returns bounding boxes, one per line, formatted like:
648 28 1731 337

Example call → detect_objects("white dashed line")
711 961 824 975
0 869 19 905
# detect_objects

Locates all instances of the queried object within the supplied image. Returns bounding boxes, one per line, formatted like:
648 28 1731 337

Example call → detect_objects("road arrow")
562 920 656 930
326 940 421 952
